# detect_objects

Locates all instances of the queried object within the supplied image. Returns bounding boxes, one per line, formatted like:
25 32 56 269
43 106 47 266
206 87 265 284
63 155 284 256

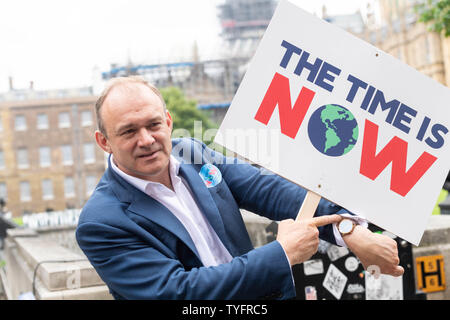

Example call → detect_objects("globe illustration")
307 104 358 157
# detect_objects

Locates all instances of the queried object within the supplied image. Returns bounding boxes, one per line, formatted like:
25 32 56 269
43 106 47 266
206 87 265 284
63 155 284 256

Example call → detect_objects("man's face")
97 83 173 182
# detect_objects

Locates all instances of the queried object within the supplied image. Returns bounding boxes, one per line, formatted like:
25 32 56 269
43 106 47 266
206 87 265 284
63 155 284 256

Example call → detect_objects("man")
76 76 403 300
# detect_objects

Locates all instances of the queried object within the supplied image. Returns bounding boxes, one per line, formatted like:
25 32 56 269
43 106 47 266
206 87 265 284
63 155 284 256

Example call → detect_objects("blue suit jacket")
76 138 348 299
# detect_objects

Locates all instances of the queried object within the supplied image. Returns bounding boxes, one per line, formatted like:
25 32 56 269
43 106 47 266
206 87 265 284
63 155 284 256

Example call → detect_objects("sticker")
323 264 348 300
303 259 324 276
326 245 349 262
305 286 317 300
367 265 381 279
317 239 331 254
365 274 403 300
346 283 365 294
416 255 446 293
199 164 222 188
344 256 360 272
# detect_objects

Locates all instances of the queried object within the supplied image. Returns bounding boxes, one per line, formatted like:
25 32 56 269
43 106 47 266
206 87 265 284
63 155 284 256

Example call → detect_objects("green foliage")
416 0 450 36
160 87 218 144
432 189 449 214
12 217 23 226
0 260 5 268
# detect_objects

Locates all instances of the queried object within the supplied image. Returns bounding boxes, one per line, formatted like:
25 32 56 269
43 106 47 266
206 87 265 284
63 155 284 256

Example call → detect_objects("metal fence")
21 209 81 230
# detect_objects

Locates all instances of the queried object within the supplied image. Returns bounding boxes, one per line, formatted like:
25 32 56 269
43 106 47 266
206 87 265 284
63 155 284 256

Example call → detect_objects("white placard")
214 0 450 245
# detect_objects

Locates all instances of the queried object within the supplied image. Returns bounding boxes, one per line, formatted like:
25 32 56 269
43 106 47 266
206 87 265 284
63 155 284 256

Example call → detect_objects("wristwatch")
338 218 357 236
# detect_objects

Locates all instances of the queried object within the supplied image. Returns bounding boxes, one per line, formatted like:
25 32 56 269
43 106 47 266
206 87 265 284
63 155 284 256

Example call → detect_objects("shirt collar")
110 153 181 194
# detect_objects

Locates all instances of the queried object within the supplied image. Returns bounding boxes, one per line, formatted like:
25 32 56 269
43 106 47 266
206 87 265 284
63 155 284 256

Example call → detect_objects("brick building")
367 0 449 86
0 88 105 217
326 0 450 87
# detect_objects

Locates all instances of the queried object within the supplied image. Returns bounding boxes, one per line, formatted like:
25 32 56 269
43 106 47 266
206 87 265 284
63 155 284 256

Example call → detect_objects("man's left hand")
343 225 405 277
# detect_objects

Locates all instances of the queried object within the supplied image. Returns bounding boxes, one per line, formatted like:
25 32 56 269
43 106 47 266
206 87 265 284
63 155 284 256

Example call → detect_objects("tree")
416 0 450 36
160 87 218 144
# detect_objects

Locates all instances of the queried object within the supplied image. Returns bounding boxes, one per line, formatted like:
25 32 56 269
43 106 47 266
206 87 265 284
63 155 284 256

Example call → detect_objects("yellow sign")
416 255 446 293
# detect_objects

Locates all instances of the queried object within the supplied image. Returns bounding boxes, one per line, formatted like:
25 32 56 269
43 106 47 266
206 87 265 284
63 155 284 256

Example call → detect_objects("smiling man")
94 79 173 188
76 76 403 300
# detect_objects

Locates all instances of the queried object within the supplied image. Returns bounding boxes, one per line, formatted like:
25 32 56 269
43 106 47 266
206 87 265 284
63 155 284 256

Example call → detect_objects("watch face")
339 219 353 234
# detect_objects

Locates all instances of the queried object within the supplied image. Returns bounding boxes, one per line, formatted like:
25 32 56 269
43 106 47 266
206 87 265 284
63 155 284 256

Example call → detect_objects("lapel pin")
199 163 222 188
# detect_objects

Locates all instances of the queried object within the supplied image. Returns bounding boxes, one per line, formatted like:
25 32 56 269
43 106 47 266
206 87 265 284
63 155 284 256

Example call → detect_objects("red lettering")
360 119 437 196
254 72 315 139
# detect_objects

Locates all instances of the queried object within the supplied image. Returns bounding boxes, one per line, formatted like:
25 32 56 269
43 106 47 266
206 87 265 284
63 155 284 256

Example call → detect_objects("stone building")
0 87 105 218
372 0 449 85
330 0 450 87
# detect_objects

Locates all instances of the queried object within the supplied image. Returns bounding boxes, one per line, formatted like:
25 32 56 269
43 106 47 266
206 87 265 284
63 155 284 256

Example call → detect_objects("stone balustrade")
1 210 450 299
0 228 112 300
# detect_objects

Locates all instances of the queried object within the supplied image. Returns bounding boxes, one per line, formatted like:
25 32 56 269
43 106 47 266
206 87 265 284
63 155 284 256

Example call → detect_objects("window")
58 112 71 128
42 179 54 200
83 143 95 164
0 182 7 201
39 146 51 167
17 148 29 169
81 110 93 126
37 113 49 130
0 151 4 169
20 181 31 202
64 177 75 198
61 145 73 165
425 36 431 63
15 115 27 131
86 175 97 196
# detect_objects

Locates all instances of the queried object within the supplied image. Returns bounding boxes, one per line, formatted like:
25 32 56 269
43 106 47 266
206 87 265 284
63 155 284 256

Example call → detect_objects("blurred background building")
359 0 449 86
0 83 104 218
218 0 277 57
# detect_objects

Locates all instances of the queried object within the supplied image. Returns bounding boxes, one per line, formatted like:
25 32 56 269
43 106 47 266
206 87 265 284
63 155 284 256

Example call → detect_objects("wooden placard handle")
296 190 322 221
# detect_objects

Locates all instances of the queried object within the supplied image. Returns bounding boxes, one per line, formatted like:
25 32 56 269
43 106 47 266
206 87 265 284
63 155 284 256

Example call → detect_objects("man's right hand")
276 215 342 266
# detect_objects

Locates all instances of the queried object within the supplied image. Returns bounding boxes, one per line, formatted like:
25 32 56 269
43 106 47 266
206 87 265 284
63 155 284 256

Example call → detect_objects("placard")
214 0 450 245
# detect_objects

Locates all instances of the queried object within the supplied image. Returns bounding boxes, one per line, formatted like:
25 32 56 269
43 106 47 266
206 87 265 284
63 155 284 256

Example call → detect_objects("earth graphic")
307 104 359 157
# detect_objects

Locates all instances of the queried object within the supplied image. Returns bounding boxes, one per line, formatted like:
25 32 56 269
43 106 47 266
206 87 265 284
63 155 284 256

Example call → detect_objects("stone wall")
0 228 112 300
36 226 84 256
2 211 450 300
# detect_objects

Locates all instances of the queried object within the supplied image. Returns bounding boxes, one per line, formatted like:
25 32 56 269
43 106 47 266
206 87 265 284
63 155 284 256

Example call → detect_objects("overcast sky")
0 0 374 93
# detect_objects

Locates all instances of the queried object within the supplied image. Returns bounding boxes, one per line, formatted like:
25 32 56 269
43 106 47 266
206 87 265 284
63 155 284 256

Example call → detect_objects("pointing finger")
310 214 343 227
392 265 405 277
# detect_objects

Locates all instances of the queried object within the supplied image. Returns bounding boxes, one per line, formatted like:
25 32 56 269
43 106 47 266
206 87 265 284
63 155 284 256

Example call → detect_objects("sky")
0 0 375 93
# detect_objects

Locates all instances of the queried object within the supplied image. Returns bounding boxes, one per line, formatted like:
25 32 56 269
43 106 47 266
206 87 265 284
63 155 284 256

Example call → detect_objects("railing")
21 209 81 230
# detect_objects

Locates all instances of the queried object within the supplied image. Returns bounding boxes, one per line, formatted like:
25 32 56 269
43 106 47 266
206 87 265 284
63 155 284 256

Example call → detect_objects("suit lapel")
178 163 234 255
107 153 235 261
127 191 202 259
107 165 201 261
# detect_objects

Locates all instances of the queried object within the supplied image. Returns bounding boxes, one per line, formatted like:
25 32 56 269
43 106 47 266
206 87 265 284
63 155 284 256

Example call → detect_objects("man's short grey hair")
95 76 166 137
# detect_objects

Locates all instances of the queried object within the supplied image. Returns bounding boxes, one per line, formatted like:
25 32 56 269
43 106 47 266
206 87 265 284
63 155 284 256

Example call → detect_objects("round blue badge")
199 164 222 188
